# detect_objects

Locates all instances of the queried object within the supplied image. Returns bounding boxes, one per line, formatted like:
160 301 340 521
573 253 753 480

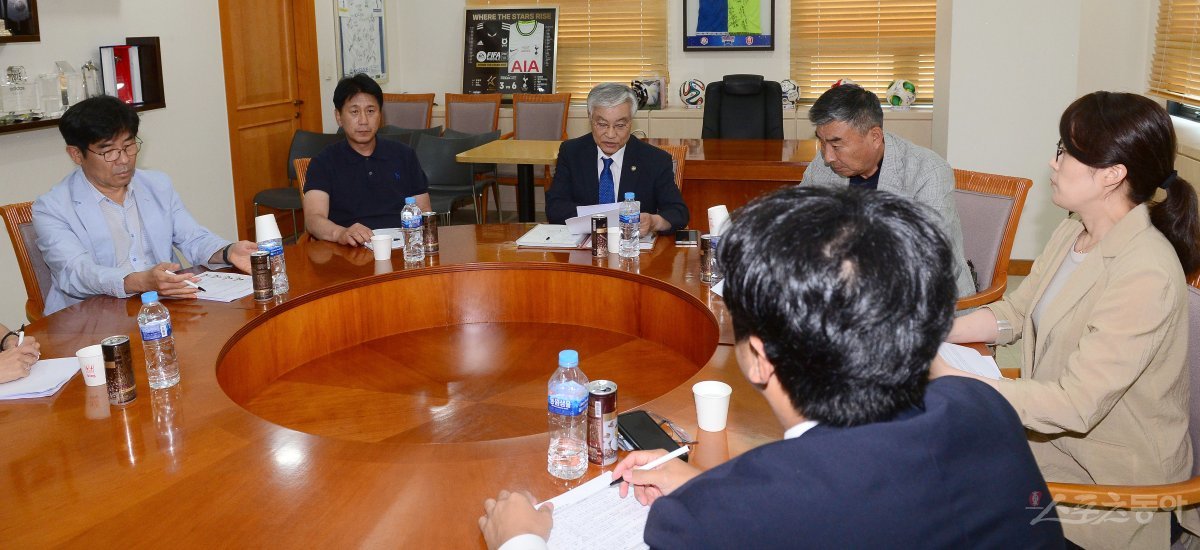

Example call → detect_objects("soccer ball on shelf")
780 79 800 109
886 79 917 110
679 78 705 109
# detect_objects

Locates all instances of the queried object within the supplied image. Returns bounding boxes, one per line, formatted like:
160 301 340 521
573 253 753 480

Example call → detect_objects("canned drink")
700 234 720 284
102 335 137 406
587 380 618 465
422 212 439 254
250 250 273 301
591 214 608 257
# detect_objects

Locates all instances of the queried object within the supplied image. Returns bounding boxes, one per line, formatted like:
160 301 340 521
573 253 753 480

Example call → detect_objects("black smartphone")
617 410 687 461
675 229 700 247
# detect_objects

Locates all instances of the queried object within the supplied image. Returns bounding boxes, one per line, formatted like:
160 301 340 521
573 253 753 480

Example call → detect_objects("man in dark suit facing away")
545 82 688 233
479 187 1064 549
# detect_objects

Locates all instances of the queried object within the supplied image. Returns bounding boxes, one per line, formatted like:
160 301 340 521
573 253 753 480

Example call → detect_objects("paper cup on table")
76 344 106 387
254 213 283 243
707 205 730 236
692 380 733 432
371 235 393 260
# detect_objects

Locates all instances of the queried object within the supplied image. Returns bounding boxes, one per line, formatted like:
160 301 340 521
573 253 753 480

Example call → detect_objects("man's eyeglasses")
88 138 143 162
1055 139 1065 161
592 120 631 133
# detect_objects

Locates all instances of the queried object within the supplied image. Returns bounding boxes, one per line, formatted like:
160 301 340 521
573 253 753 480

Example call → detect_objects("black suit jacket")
644 377 1064 549
545 134 689 230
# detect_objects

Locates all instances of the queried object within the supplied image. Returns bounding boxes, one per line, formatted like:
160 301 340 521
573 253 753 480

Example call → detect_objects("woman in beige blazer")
934 92 1200 548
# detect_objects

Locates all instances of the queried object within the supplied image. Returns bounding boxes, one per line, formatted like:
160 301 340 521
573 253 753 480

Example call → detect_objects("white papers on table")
194 272 254 302
516 224 589 249
937 342 1002 380
0 357 79 400
539 471 650 550
569 205 657 250
364 228 404 250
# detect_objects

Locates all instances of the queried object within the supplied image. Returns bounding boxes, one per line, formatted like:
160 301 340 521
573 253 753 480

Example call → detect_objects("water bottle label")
402 217 422 229
619 213 640 224
548 395 587 416
258 242 283 256
139 320 172 342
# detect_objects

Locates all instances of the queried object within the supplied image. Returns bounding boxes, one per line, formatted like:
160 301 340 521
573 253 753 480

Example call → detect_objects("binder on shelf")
99 45 142 104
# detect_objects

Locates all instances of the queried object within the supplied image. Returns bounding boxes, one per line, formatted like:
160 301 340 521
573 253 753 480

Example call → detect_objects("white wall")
0 0 234 328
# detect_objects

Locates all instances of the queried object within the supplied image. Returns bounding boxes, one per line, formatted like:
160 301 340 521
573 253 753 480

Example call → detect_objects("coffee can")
422 212 439 254
250 250 273 301
700 234 717 283
102 335 137 406
587 380 618 465
591 214 608 257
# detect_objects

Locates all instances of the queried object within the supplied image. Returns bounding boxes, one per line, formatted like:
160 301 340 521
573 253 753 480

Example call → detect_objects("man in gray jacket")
801 84 975 298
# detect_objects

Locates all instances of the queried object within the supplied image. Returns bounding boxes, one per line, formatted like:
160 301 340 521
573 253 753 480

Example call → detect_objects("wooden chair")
656 144 689 192
294 158 312 191
496 93 571 202
381 93 435 129
1044 279 1200 514
0 202 51 321
952 169 1032 310
444 93 502 134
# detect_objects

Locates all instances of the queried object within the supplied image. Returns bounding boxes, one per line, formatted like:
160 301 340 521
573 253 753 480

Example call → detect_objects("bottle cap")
141 291 159 304
405 197 416 205
624 192 635 201
558 349 579 367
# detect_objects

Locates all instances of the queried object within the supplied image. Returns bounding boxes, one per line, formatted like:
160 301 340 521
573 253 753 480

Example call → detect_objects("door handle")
293 99 304 106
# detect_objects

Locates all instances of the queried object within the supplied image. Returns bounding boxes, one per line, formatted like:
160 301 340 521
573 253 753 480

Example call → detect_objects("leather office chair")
0 202 51 321
413 131 502 225
381 93 435 129
952 169 1031 310
253 129 342 242
701 74 784 139
1042 280 1200 517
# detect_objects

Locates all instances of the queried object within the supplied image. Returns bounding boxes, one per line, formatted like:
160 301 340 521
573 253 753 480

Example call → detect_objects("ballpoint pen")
609 445 690 486
165 270 208 292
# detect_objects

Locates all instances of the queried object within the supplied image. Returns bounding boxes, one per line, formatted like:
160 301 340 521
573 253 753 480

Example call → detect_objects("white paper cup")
76 344 106 387
707 205 730 236
692 380 733 432
255 213 283 243
371 235 392 260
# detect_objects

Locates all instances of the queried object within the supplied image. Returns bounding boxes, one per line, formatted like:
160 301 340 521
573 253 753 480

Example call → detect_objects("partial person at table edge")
0 323 39 384
801 83 975 298
32 96 257 316
934 91 1200 548
479 186 1062 549
303 73 431 247
545 83 689 234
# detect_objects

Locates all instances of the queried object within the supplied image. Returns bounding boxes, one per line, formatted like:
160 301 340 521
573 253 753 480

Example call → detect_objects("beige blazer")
988 205 1192 548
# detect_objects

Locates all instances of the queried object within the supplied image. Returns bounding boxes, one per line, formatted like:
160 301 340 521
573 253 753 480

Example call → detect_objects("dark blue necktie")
599 157 615 204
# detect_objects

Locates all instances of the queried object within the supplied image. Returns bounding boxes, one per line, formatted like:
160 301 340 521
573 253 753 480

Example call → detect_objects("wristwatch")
996 319 1014 343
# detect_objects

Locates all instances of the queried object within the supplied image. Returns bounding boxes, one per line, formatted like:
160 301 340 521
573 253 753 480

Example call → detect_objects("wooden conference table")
457 138 819 229
0 224 778 547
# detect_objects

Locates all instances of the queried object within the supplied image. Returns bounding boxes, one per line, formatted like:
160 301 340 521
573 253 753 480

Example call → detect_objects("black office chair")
253 129 343 242
701 74 785 139
413 130 501 225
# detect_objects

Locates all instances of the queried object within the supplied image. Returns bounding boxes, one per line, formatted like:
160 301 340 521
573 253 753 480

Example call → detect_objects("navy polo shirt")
848 156 884 190
304 138 429 229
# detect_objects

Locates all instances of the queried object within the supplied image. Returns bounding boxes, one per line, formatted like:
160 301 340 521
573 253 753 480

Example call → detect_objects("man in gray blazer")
801 84 975 298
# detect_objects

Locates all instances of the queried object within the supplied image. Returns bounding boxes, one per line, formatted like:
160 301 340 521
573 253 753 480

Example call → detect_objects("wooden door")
218 0 323 240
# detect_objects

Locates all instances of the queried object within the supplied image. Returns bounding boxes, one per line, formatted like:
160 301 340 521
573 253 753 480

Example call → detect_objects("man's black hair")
719 186 957 427
58 96 140 156
332 73 383 111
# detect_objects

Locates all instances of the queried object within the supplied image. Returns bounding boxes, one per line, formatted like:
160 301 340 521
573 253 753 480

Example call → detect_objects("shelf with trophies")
1 36 165 135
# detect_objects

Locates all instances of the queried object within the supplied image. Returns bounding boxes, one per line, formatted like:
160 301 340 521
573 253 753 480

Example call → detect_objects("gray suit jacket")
802 131 974 298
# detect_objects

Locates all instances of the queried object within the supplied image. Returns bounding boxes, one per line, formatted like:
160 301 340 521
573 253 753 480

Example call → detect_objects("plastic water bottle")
619 192 641 258
258 237 289 295
401 197 425 262
547 349 589 480
137 291 180 390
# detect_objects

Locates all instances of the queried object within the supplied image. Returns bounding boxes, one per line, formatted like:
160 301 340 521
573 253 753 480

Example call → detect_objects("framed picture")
684 0 774 51
335 0 387 82
0 0 40 43
462 7 558 95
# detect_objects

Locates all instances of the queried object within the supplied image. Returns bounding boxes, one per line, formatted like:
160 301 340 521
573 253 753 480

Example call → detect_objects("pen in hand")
164 270 207 292
609 445 690 486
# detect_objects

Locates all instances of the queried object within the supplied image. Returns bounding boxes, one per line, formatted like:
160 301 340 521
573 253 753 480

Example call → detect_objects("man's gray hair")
587 82 638 118
808 84 884 134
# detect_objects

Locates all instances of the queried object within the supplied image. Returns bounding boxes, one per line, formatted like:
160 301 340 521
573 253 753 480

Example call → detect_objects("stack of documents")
194 272 254 302
0 357 80 400
540 471 650 549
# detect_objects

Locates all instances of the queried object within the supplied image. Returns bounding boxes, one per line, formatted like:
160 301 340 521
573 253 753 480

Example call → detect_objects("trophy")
0 20 11 38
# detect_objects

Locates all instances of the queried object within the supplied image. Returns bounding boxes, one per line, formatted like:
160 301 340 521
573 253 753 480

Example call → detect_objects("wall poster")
462 7 558 95
684 0 775 51
337 0 387 81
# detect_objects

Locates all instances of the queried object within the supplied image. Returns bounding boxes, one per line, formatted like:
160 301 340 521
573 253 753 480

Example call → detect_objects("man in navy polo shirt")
303 74 431 246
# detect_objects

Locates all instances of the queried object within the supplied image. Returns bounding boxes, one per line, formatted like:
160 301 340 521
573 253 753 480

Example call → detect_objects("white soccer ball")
885 79 917 109
679 78 705 108
780 79 800 108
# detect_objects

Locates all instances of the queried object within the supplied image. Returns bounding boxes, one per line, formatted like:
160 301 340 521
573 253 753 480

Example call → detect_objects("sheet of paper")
0 357 79 400
937 342 1002 380
539 471 650 550
567 205 619 235
364 228 404 250
516 224 588 248
194 272 254 302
